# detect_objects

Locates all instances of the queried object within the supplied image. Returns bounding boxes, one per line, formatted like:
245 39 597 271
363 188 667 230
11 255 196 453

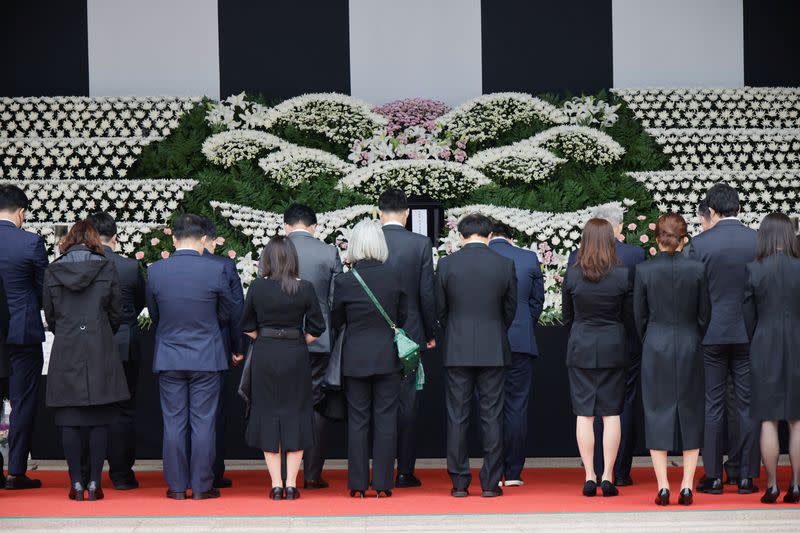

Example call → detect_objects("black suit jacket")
562 265 634 369
103 246 145 361
382 224 437 347
331 260 408 377
0 276 9 377
435 243 517 367
687 218 757 345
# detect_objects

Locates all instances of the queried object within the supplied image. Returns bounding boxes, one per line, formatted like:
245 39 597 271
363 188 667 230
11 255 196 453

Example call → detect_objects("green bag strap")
351 267 397 331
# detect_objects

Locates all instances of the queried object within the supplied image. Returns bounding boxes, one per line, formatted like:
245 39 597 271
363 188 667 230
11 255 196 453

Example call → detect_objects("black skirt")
53 404 120 426
568 367 626 417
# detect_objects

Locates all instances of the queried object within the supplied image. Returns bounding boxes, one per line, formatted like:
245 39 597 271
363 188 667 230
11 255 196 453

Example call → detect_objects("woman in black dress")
634 214 710 506
43 221 128 501
331 219 407 498
743 213 800 504
240 236 325 501
562 218 633 497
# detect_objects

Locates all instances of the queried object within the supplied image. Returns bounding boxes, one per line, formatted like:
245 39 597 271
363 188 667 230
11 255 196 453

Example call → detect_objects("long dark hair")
59 220 104 255
259 236 301 295
576 218 621 283
756 213 800 260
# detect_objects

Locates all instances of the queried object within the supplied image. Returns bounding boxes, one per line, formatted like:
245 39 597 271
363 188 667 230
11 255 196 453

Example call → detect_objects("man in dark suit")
146 214 234 500
0 276 9 487
688 184 760 495
489 222 544 487
199 217 244 490
86 212 146 490
0 185 48 490
567 205 645 486
436 213 517 498
378 189 437 488
283 204 342 489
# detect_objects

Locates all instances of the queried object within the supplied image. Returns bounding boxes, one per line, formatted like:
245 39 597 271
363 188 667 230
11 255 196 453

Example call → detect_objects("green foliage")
269 123 351 159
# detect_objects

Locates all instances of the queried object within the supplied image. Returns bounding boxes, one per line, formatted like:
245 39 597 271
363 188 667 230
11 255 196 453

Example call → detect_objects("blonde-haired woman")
331 219 408 497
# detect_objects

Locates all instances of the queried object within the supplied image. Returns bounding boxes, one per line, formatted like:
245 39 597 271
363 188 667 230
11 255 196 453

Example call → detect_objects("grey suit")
287 230 342 482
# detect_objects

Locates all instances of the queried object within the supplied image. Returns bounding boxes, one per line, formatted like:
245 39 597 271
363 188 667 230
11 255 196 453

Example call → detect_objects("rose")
163 228 172 235
161 251 170 259
216 237 225 245
135 251 145 260
227 249 237 259
150 238 159 245
640 235 649 243
627 223 637 231
649 247 657 256
648 223 656 231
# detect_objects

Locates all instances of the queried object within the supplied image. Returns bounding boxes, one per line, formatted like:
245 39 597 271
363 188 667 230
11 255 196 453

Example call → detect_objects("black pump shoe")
270 487 284 500
601 480 619 497
376 489 392 498
761 485 780 504
783 485 800 504
350 489 366 498
655 488 670 506
285 487 300 500
582 480 597 497
678 488 693 506
87 481 104 501
69 482 84 501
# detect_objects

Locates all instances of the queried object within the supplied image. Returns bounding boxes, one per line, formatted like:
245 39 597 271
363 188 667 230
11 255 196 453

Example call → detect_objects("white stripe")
87 0 220 98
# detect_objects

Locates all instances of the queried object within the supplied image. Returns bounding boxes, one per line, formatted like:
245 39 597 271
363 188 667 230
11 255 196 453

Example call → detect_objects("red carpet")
2 467 798 518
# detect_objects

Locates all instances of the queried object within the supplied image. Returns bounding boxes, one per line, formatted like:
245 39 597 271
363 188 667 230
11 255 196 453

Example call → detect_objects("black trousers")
446 366 504 492
304 353 331 482
107 359 139 486
6 343 43 476
213 370 227 483
396 369 420 477
344 372 400 491
503 353 534 481
702 343 760 479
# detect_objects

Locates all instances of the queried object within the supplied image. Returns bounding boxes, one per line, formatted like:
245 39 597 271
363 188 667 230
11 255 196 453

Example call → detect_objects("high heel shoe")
285 487 300 500
350 489 366 498
601 480 619 497
270 487 284 500
761 486 780 504
655 488 670 506
376 490 392 498
678 488 693 506
582 480 597 497
68 482 84 501
783 485 800 504
87 481 104 501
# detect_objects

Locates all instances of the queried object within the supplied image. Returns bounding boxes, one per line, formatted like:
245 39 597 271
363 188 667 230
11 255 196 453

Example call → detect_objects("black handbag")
237 341 255 419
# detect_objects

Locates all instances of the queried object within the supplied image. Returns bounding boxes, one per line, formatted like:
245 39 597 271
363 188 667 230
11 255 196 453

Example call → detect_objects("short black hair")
696 198 711 220
283 203 317 226
706 183 740 218
86 212 118 240
458 213 493 238
173 213 207 241
0 184 29 212
200 215 217 239
491 220 513 239
378 188 408 213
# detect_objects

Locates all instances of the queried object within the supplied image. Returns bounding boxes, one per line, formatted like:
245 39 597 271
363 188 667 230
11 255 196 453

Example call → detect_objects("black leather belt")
258 327 302 339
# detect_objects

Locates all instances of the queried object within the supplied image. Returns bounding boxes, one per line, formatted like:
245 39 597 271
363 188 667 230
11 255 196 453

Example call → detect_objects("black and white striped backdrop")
3 0 799 103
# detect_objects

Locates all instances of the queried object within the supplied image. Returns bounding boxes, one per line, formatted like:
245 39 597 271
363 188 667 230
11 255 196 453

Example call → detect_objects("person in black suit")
378 189 437 488
489 222 544 487
331 219 407 498
0 275 8 487
435 214 517 498
86 212 146 490
568 205 644 487
688 184 760 495
743 213 800 504
562 219 633 498
146 214 234 500
200 217 245 490
0 185 49 490
634 214 710 506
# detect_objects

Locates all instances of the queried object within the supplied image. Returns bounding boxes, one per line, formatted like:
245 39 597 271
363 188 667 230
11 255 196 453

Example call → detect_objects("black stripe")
743 0 800 86
1 0 89 97
218 0 351 101
481 0 613 96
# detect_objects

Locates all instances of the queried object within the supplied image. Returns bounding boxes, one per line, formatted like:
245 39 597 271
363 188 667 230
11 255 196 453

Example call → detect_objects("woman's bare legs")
789 420 800 486
285 450 304 488
681 449 700 490
761 420 780 489
264 451 282 489
576 416 596 482
601 415 621 482
650 449 669 490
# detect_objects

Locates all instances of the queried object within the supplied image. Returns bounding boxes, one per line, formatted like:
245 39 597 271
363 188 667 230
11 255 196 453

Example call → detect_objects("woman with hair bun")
633 213 710 507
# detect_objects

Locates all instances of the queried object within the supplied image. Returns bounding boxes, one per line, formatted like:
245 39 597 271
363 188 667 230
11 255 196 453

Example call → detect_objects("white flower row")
628 170 800 215
258 147 353 187
466 142 565 184
3 179 196 223
648 128 800 171
0 96 200 138
27 221 162 260
201 129 287 168
0 137 157 180
436 92 568 144
562 96 621 128
527 125 626 165
205 93 279 131
337 159 492 201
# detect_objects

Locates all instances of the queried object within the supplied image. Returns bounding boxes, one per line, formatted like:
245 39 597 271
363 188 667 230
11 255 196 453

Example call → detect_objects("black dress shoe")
615 476 633 487
285 486 300 500
376 489 392 498
270 487 284 500
783 485 800 503
113 479 139 490
350 489 367 498
87 481 104 501
451 487 469 498
5 475 42 490
738 478 759 494
166 490 187 500
601 480 619 497
655 488 670 506
396 474 422 488
761 485 780 504
304 478 329 490
69 482 85 501
583 480 597 497
213 478 233 489
481 487 503 498
678 488 693 506
192 487 221 500
696 477 723 494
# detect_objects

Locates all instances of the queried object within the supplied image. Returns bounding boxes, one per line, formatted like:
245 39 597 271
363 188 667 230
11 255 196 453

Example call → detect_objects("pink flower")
163 228 172 236
135 251 145 260
627 223 637 231
649 247 657 256
150 238 160 246
161 251 170 259
439 149 452 160
637 215 647 221
227 249 237 259
454 149 467 163
617 234 625 242
215 237 225 246
648 223 656 231
640 234 649 243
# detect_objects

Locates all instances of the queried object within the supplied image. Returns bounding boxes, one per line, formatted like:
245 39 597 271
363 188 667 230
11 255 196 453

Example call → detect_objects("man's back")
103 247 145 327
